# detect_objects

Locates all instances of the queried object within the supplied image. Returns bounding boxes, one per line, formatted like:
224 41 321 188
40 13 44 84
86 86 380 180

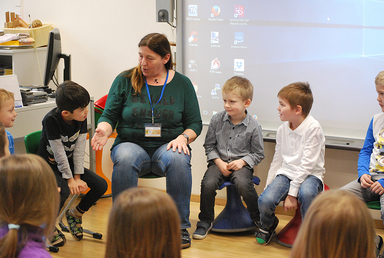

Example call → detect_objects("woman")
92 33 202 249
291 189 376 258
105 188 180 258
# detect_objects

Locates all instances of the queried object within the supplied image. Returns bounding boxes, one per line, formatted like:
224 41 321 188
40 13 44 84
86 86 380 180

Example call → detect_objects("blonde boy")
255 82 325 245
193 76 264 240
0 89 17 154
341 71 384 257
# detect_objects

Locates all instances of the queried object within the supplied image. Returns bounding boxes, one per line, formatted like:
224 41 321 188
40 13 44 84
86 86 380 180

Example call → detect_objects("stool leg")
211 185 256 233
276 204 302 248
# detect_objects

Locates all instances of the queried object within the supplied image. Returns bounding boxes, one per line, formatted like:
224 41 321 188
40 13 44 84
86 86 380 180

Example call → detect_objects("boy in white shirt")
255 82 325 245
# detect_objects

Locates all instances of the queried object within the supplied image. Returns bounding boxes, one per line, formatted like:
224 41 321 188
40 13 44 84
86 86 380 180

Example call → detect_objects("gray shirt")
204 110 265 168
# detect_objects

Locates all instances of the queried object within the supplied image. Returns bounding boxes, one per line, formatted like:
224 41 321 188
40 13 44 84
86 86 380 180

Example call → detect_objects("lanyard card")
145 123 162 137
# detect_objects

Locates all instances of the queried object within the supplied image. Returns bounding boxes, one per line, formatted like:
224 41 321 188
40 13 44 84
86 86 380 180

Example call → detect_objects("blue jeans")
258 174 323 229
111 142 192 229
199 164 259 222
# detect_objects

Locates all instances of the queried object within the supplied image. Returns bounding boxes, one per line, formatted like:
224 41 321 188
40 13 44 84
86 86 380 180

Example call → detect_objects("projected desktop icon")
188 31 198 42
234 32 244 45
211 58 221 70
211 32 219 44
188 5 198 16
234 59 244 72
211 6 220 17
234 5 244 18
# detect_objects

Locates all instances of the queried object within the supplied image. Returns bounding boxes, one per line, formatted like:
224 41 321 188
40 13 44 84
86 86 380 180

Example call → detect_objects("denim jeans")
198 164 259 223
341 172 384 221
258 174 323 229
111 142 192 229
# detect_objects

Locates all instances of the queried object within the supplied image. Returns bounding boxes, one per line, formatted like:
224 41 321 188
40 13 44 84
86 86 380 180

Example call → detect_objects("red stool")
276 184 330 247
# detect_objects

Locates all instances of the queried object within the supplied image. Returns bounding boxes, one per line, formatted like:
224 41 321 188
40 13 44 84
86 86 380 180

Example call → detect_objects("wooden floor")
51 195 384 258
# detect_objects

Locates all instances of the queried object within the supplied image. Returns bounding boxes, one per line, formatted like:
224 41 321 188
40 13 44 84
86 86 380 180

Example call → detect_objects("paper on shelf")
0 74 23 108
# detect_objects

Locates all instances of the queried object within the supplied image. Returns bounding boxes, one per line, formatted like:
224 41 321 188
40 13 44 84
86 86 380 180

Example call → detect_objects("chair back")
24 130 42 154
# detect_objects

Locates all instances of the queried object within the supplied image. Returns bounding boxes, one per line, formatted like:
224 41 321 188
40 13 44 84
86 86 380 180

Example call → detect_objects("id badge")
145 123 161 137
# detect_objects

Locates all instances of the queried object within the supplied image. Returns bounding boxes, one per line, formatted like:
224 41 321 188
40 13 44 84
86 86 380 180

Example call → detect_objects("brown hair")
291 190 375 258
0 122 7 157
222 76 254 101
0 154 59 258
105 188 181 258
0 89 14 109
375 71 384 86
129 33 172 95
278 82 313 117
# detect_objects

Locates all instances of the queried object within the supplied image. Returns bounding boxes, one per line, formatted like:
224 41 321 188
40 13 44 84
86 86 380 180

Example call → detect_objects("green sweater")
99 70 202 155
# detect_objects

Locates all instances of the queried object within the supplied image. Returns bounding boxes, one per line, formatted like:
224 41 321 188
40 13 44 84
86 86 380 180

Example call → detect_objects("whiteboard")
176 0 384 141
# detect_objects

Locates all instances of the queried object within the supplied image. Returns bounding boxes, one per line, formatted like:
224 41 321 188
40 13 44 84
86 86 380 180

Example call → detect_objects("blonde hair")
291 190 375 258
129 33 172 95
278 82 313 117
0 154 59 258
0 89 14 109
105 188 181 258
222 76 253 101
375 71 384 86
0 122 7 157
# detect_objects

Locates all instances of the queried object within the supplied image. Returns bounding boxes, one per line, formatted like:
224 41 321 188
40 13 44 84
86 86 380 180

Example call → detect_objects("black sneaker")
192 221 213 240
376 235 383 257
50 227 66 247
181 229 191 249
255 217 279 245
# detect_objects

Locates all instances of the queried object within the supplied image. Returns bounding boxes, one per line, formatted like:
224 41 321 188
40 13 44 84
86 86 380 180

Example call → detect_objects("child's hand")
67 178 88 195
360 174 374 188
227 159 246 171
214 159 232 177
283 195 298 212
75 178 88 192
370 181 384 195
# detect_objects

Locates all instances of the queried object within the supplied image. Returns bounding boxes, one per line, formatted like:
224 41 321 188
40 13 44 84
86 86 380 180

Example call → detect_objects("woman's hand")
167 135 190 155
91 127 109 151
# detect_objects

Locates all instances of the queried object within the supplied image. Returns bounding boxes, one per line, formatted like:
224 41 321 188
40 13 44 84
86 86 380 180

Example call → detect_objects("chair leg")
211 185 256 233
276 204 302 248
58 194 103 240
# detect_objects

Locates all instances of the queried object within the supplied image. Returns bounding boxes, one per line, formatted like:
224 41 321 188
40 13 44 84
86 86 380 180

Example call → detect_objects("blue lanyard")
145 69 169 123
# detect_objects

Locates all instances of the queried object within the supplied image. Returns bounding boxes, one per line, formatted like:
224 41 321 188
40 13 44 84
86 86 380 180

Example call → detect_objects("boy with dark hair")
38 81 107 246
255 82 325 245
192 76 265 240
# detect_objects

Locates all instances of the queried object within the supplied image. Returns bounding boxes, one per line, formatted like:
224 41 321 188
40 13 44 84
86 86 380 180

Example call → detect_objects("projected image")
179 0 384 139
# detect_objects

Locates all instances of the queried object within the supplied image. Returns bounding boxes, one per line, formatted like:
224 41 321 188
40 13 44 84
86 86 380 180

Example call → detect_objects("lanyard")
145 70 169 123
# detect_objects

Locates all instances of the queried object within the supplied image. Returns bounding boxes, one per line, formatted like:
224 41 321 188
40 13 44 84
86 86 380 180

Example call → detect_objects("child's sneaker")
192 221 213 240
255 217 279 245
50 227 66 247
66 210 83 241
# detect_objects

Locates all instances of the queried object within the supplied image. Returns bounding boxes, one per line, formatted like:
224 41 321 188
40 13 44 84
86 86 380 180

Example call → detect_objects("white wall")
1 1 362 199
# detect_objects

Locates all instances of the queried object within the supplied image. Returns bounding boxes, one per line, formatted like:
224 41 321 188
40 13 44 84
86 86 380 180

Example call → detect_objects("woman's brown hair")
129 33 172 95
0 154 59 258
105 188 181 258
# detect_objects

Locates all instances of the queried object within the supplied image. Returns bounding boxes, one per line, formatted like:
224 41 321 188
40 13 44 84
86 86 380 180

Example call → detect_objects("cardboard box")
3 24 53 47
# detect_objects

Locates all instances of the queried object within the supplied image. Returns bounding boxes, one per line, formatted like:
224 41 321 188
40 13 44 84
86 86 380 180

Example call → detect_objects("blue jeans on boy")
198 164 260 223
111 142 192 229
258 174 323 229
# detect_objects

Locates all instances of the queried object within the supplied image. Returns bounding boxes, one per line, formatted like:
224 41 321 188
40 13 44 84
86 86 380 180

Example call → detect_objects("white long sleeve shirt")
265 114 325 197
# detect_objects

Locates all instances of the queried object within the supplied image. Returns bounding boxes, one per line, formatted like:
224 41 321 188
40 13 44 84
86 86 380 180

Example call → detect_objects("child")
0 154 60 258
105 188 181 258
192 76 265 240
255 82 325 245
0 122 10 157
38 81 107 245
0 89 17 154
341 70 384 258
291 190 376 258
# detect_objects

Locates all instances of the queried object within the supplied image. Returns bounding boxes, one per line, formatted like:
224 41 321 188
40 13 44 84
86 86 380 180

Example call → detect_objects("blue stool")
211 176 260 233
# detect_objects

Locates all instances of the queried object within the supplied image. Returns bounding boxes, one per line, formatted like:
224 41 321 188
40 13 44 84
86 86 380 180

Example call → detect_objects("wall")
0 1 364 198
